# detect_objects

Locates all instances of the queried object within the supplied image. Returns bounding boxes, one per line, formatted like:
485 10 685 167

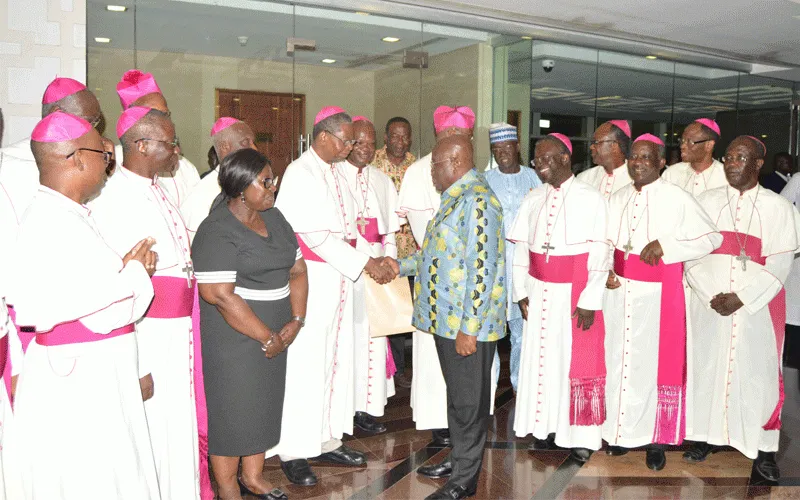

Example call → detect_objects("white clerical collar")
549 174 575 191
602 161 627 176
727 183 760 200
635 177 662 193
37 185 91 216
776 171 790 182
119 165 158 186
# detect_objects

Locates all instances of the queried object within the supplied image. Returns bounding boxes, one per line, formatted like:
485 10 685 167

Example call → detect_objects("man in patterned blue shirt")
387 135 506 500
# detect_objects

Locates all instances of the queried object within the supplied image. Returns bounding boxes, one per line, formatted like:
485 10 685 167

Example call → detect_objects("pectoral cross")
357 215 368 235
623 239 634 260
541 242 555 262
182 262 194 287
736 249 749 271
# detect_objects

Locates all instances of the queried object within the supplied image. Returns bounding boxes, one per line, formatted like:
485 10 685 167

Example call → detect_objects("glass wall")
494 39 800 174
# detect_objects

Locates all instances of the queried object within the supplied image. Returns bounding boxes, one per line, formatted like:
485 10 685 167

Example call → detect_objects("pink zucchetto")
746 135 767 155
433 106 475 134
116 70 162 109
547 133 573 154
633 133 665 146
116 106 152 139
694 118 720 136
41 77 87 105
352 116 371 123
210 117 241 137
314 106 346 125
608 119 631 139
31 111 92 143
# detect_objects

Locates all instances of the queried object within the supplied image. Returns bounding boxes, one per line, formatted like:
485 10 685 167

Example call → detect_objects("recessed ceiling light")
106 5 127 11
761 134 768 138
521 36 533 40
94 37 111 43
645 55 658 60
355 11 370 15
322 59 336 64
382 37 401 43
539 119 550 129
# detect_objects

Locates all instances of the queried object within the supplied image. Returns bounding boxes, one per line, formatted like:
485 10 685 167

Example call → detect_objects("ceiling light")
761 134 768 138
521 36 533 40
94 37 111 43
322 59 336 64
382 37 401 43
355 11 370 15
539 119 550 129
106 5 127 12
645 55 658 60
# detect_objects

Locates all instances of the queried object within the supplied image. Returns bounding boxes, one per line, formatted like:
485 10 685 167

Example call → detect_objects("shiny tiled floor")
229 339 800 499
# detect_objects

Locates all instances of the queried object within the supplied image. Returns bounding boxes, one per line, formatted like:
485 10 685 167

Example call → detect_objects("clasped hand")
710 292 744 316
365 257 400 284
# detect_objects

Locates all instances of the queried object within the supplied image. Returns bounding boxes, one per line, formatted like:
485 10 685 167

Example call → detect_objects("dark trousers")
390 277 416 374
434 335 496 487
785 324 800 369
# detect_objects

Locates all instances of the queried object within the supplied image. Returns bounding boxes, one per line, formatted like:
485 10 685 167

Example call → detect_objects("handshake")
364 256 401 285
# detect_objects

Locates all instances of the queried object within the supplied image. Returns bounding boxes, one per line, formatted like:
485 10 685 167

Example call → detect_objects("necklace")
726 185 759 271
540 178 573 262
621 187 649 260
356 168 371 235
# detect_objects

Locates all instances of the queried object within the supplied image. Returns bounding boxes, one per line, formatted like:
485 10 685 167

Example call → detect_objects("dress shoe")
354 411 387 434
646 447 666 471
417 459 452 478
425 482 477 499
528 433 556 451
570 447 593 463
605 445 629 456
682 442 718 463
754 451 780 481
238 478 288 499
314 445 367 466
280 459 317 486
395 372 412 389
431 428 451 447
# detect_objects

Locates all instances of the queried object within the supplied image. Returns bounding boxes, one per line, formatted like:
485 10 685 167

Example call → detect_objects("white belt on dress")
234 284 290 301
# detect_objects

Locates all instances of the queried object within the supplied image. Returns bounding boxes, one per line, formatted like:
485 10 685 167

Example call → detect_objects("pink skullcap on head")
433 106 475 133
31 111 92 143
633 133 665 146
210 117 241 137
547 133 572 154
116 106 152 139
746 135 767 155
41 77 87 104
116 70 162 109
352 115 371 123
607 120 631 138
314 106 346 125
694 118 720 136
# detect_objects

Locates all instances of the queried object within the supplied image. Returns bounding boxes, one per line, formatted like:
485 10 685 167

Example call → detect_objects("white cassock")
7 186 159 499
780 175 800 327
341 161 398 416
181 168 220 243
576 162 631 200
89 167 201 500
0 139 40 239
685 185 800 458
114 144 200 207
272 147 369 459
662 159 727 197
604 179 721 448
397 154 498 429
509 176 609 450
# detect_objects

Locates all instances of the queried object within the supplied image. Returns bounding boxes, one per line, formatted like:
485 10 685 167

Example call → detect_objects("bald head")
431 135 474 193
212 122 257 163
41 89 102 128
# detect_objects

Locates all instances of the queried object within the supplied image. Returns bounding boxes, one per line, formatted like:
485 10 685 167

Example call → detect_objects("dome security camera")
542 59 555 72
238 36 249 46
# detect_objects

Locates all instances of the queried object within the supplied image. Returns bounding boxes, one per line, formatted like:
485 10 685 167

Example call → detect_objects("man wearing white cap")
578 120 632 200
180 117 258 241
272 107 393 486
662 118 727 197
484 122 540 393
604 133 721 471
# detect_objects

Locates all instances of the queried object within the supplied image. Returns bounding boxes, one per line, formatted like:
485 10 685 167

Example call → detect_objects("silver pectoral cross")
736 249 749 271
541 242 555 262
182 262 194 287
357 215 368 235
623 239 634 260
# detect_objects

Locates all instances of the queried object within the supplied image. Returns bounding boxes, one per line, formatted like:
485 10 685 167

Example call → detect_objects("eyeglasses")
135 137 180 149
678 138 711 147
255 176 274 189
722 154 751 164
590 139 617 146
629 153 658 162
65 147 113 169
531 155 561 167
327 131 356 147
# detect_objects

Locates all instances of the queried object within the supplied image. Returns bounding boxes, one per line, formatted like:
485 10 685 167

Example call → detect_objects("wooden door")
216 89 305 191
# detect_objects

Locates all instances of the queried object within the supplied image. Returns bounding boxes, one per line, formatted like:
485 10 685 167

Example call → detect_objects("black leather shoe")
354 411 387 434
683 442 718 463
395 372 412 389
431 428 451 447
646 447 666 471
315 445 367 466
605 445 629 456
417 459 452 478
755 451 780 481
425 482 477 499
527 433 556 451
280 459 317 486
570 448 593 463
238 478 288 499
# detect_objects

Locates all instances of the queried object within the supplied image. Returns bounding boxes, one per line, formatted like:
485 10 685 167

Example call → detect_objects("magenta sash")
614 249 686 445
3 307 17 402
296 234 356 262
528 251 606 426
146 276 194 318
35 321 134 346
360 218 384 245
710 231 785 430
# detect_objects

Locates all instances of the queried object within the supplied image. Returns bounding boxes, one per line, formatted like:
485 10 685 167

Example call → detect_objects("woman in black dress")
193 149 308 500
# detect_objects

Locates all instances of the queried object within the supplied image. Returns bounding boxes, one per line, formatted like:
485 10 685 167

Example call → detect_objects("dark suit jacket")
761 172 789 194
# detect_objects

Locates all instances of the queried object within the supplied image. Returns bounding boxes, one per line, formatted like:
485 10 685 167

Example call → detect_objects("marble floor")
231 339 800 499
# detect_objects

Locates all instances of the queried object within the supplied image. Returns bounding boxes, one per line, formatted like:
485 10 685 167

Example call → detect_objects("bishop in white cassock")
181 117 258 242
7 112 160 499
604 133 721 471
272 107 393 487
509 133 609 463
780 174 800 369
342 117 398 433
89 107 212 500
683 136 800 481
662 118 727 197
577 120 633 200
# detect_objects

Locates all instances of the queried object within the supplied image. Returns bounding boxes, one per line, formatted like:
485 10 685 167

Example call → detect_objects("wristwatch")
292 315 306 327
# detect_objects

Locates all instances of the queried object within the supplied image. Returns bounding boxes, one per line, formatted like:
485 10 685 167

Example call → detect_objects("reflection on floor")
233 339 800 499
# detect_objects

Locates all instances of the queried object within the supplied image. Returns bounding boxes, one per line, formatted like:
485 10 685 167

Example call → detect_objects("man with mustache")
662 118 727 197
578 120 632 200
